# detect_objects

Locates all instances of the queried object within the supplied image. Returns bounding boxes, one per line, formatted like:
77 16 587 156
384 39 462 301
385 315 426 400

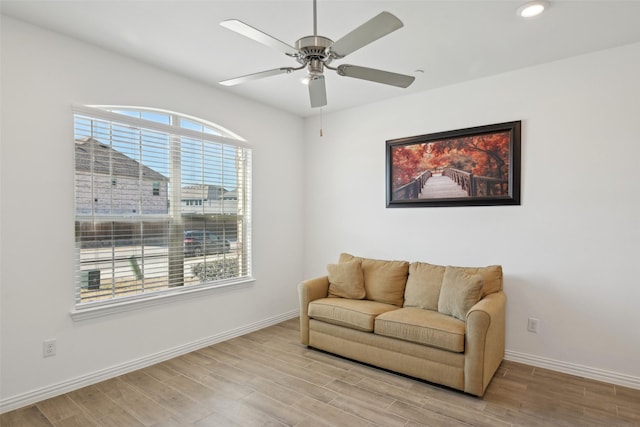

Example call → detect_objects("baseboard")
5 318 637 414
504 350 640 390
0 309 299 414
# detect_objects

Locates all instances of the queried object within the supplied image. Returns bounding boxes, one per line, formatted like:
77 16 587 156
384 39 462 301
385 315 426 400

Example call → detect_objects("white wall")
303 42 640 386
2 13 639 412
0 16 305 408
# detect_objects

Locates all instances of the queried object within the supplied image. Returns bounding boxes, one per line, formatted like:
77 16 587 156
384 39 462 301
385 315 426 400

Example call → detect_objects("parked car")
183 230 230 257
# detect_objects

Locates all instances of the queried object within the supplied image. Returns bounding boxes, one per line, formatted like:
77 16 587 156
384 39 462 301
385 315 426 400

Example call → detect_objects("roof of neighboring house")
75 137 168 182
223 189 238 199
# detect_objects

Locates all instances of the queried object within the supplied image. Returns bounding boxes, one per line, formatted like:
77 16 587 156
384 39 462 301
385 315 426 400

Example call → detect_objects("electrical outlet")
527 317 539 333
43 339 57 357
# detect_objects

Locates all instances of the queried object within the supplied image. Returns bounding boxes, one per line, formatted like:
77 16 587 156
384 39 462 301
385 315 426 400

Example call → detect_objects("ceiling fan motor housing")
295 35 334 74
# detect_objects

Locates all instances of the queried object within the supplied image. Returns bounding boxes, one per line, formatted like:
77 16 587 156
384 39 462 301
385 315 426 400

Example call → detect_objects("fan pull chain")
320 107 323 137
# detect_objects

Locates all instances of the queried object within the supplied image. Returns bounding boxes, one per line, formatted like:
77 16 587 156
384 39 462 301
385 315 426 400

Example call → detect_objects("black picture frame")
386 121 521 207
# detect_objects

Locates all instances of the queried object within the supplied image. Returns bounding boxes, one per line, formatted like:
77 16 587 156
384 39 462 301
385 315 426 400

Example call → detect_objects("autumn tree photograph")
386 121 521 207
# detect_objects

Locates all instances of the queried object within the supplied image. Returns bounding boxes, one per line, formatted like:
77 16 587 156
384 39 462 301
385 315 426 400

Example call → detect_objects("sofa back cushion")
327 259 366 299
403 263 503 309
339 253 409 307
437 267 484 320
403 262 445 311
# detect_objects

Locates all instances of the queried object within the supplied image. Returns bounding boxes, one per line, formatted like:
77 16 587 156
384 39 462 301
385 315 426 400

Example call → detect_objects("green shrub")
192 258 239 283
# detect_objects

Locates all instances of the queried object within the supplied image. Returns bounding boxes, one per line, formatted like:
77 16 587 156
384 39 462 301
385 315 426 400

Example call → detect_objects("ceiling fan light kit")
219 0 415 108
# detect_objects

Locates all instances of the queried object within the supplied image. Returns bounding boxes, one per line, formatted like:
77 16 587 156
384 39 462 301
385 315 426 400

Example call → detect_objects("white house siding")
181 199 237 215
75 171 168 215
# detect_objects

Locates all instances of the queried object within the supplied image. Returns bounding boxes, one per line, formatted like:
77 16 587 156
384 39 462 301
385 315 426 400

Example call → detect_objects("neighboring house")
75 137 169 215
181 184 238 214
222 189 238 201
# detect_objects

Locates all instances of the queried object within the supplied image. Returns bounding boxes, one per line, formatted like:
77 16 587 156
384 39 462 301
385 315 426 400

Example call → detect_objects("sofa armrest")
297 276 330 345
464 291 506 396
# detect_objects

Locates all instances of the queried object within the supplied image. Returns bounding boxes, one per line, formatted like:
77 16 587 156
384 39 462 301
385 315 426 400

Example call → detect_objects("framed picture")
386 121 521 207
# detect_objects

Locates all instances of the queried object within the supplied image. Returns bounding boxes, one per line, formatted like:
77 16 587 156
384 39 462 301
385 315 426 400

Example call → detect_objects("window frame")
71 105 253 321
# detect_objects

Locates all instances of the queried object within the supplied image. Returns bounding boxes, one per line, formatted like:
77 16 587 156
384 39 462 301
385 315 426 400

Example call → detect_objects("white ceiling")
3 0 640 117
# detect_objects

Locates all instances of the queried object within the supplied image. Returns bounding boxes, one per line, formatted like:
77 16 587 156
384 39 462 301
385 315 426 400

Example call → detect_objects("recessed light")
517 1 549 18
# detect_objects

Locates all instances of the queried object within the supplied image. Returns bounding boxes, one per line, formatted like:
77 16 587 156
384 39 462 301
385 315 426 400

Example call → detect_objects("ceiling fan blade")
330 11 403 58
220 19 299 57
336 64 415 88
219 67 296 86
308 76 327 108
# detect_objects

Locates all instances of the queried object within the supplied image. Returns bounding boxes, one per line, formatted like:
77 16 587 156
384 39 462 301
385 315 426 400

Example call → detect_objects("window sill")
70 278 255 322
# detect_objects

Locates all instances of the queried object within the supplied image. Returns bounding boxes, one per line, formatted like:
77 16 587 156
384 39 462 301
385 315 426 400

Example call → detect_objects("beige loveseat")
298 253 506 396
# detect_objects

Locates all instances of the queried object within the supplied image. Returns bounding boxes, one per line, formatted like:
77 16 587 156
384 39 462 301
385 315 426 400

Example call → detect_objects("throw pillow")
437 267 484 320
338 252 357 264
339 253 409 306
403 262 446 311
327 259 366 299
456 265 503 297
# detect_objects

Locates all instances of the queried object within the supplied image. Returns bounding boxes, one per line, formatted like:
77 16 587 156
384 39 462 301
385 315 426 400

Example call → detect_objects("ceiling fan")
219 0 415 108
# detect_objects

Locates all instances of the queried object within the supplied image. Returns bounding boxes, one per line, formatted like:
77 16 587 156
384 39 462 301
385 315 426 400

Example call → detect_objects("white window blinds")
73 106 252 307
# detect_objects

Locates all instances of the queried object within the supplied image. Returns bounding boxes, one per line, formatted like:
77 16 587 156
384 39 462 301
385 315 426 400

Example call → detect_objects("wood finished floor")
2 318 639 427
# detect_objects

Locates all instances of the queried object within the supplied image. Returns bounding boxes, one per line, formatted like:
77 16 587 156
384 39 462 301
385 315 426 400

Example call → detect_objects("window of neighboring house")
73 105 252 316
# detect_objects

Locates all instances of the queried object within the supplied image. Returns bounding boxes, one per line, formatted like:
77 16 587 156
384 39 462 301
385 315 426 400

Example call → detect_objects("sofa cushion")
374 307 466 353
308 298 399 332
327 259 366 299
339 253 409 307
437 267 484 320
403 262 445 311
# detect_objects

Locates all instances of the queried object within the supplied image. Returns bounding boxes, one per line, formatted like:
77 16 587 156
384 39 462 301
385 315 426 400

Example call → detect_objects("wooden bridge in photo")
419 174 467 199
392 168 509 200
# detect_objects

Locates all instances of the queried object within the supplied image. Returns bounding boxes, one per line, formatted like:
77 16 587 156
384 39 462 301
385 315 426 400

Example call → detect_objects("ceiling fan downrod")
298 1 334 77
313 0 317 36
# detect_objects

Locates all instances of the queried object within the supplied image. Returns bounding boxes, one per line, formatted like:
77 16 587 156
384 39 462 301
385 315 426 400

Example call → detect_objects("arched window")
73 105 252 314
